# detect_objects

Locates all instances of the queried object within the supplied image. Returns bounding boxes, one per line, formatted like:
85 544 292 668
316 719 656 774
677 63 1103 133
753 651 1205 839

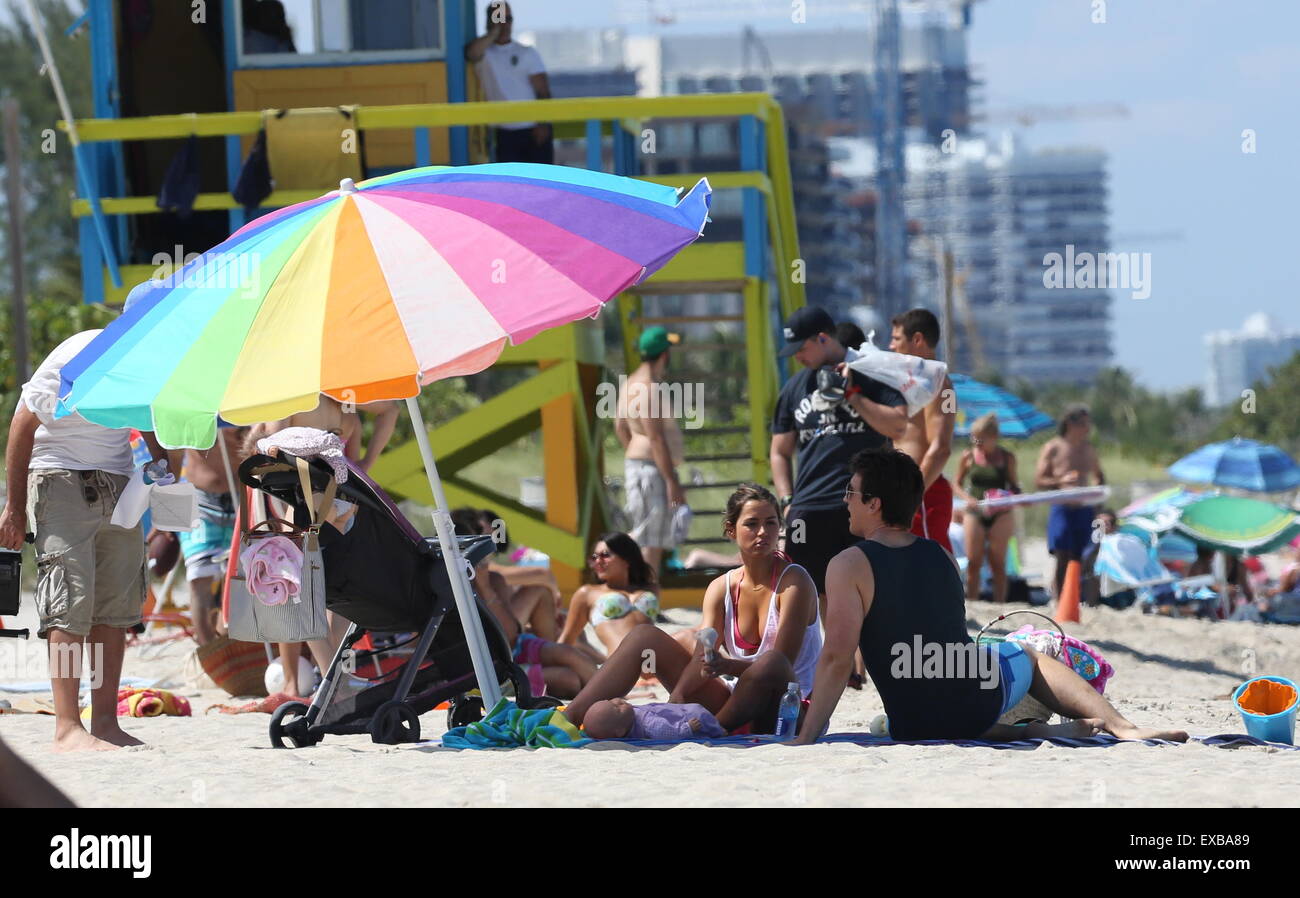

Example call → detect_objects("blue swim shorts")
996 640 1034 717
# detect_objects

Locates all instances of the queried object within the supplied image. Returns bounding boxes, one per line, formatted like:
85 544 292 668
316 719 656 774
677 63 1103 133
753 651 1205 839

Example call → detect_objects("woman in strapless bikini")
559 532 660 660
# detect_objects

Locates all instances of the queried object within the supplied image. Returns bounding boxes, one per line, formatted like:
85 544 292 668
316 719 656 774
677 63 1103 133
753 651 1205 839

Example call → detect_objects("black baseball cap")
777 306 836 357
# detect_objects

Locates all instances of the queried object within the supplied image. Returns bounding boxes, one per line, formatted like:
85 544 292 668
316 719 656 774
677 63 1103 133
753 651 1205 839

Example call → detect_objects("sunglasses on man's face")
844 486 875 502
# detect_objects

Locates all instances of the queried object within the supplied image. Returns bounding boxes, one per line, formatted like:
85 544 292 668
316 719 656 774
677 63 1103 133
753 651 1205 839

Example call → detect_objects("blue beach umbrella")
1167 438 1300 493
950 374 1054 439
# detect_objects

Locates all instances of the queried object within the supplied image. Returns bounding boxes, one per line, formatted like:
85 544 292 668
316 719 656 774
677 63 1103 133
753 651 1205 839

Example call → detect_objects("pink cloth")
256 427 349 484
240 536 304 606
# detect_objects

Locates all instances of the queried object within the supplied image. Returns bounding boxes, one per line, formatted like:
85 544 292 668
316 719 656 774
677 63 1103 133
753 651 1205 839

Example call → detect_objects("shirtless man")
242 394 359 460
616 327 687 574
1035 404 1105 597
178 427 247 645
793 447 1185 745
887 308 955 552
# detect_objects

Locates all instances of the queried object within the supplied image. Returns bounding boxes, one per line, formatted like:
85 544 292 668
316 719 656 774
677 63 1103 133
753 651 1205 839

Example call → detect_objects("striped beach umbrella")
1167 438 1300 493
950 374 1054 439
1120 486 1217 534
58 163 711 449
57 163 711 708
1175 495 1300 556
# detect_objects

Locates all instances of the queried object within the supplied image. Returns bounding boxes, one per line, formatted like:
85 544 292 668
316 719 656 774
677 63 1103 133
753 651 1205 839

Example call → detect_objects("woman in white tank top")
669 485 821 704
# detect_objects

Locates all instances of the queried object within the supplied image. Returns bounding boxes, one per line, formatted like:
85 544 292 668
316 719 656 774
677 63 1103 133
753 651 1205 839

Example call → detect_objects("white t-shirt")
19 330 136 476
474 40 546 130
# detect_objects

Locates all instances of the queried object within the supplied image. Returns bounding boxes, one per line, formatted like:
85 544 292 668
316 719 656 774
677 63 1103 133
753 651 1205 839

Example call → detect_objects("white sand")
4 554 1300 807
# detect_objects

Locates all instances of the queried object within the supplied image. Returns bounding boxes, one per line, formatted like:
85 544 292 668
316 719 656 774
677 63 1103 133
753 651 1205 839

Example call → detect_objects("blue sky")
501 0 1300 393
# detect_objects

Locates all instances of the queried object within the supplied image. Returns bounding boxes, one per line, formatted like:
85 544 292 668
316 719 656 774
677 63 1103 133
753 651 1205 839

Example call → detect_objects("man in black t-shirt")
770 306 908 600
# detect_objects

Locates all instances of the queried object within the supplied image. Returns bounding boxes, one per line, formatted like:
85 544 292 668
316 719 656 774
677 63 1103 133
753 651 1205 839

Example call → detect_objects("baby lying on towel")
582 698 727 741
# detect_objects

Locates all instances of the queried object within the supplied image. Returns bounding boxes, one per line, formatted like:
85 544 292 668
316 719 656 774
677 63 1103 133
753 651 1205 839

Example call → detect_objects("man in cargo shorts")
0 329 178 751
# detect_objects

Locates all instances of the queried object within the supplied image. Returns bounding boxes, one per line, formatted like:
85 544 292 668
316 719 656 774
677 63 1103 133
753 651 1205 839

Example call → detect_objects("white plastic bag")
110 470 198 531
843 335 948 417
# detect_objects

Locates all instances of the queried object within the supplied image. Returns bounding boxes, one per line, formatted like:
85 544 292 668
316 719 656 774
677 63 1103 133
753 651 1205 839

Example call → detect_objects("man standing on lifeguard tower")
465 1 554 164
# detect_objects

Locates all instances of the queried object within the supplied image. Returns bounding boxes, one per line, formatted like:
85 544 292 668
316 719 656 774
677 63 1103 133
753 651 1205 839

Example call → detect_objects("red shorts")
911 476 953 553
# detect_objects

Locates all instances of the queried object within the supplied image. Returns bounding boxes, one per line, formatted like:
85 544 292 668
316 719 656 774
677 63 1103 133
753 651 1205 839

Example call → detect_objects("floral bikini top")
589 589 660 626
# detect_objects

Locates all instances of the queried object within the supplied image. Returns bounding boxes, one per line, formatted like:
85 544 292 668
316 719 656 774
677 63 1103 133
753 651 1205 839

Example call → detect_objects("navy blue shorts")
1048 504 1096 557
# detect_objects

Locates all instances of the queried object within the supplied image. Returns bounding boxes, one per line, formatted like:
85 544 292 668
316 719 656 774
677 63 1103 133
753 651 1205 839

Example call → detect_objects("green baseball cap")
638 326 681 357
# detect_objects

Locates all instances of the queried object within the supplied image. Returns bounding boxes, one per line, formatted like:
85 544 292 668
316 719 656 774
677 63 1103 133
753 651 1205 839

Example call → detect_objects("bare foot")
91 723 146 748
54 726 118 753
1023 718 1104 739
1109 724 1189 743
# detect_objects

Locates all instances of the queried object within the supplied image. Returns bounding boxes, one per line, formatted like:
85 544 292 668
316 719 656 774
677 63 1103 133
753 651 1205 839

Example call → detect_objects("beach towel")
206 692 309 715
458 732 1298 752
0 676 153 694
77 687 191 719
240 535 305 606
441 698 590 749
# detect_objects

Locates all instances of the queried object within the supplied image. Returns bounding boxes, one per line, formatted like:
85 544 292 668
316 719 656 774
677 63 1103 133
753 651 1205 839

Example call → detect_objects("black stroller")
238 452 556 748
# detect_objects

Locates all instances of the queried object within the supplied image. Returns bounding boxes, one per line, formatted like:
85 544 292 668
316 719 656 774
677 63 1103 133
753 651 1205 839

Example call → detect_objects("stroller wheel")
269 701 320 749
370 700 421 745
447 695 485 729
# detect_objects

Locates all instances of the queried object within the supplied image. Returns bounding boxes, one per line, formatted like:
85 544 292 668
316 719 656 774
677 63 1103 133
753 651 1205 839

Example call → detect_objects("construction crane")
616 0 982 325
977 102 1130 128
616 0 981 26
873 0 907 323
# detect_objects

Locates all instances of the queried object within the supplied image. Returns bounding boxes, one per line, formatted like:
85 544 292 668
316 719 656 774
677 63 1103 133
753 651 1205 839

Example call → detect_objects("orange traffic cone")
1057 559 1082 623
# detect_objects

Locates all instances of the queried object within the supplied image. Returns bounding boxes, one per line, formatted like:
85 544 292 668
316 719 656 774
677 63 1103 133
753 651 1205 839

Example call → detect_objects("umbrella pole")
404 397 503 709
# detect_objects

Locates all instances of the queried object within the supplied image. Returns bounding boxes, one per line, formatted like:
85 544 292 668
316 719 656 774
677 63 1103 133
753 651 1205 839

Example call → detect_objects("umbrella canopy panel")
1174 495 1300 556
56 163 711 450
949 373 1054 439
1167 437 1300 493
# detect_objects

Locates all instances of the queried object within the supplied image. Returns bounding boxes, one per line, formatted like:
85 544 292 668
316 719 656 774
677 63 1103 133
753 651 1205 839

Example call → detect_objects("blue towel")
441 698 591 749
435 731 1299 751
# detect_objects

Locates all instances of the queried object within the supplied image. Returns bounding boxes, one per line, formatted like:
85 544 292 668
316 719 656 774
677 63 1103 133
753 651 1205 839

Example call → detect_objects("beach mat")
428 732 1300 751
0 676 154 694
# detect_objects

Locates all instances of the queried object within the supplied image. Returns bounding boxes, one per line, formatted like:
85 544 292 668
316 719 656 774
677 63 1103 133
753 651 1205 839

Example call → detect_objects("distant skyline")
499 0 1300 393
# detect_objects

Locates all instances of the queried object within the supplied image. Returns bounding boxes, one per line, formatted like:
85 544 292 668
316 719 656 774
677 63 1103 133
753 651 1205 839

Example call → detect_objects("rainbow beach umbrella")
59 164 711 448
58 163 712 706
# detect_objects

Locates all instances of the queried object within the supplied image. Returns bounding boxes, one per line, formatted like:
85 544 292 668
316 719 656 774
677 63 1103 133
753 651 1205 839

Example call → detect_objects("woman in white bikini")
559 532 660 660
564 485 823 735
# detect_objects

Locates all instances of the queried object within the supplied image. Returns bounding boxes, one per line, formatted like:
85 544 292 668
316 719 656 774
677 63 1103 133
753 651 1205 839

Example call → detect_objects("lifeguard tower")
64 0 804 602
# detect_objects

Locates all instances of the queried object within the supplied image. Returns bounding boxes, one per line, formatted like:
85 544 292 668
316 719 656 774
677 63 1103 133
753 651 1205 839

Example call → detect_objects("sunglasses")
589 550 613 562
844 486 875 502
79 471 99 505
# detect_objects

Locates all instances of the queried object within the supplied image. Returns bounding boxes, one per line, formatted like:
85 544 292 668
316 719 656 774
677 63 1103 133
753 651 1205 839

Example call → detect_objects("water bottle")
143 459 173 486
775 681 801 738
696 627 718 667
